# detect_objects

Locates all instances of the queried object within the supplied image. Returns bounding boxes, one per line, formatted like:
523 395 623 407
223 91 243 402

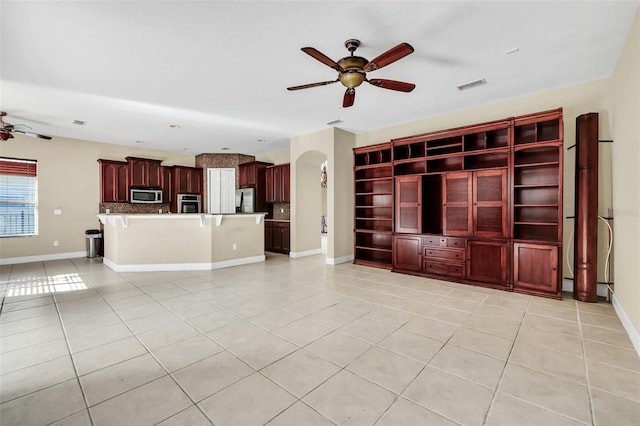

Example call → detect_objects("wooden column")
573 113 599 302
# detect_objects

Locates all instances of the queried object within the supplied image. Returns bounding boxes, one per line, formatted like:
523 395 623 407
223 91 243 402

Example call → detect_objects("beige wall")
0 135 194 261
293 151 325 254
256 148 290 166
611 7 640 335
333 128 355 260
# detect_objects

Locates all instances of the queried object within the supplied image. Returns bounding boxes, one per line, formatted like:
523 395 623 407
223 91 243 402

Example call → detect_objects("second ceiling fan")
288 39 416 108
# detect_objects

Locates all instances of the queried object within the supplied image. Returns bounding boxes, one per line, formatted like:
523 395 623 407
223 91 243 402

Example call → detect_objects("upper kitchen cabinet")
172 166 203 195
126 157 162 188
239 161 273 213
266 163 290 203
98 159 129 203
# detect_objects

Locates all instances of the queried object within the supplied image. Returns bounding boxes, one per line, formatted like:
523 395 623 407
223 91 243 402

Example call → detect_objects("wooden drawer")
423 261 465 278
443 237 465 249
423 247 464 262
423 236 442 247
422 236 466 249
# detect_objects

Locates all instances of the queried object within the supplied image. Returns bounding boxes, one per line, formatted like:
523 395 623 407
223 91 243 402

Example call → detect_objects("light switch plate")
54 209 62 215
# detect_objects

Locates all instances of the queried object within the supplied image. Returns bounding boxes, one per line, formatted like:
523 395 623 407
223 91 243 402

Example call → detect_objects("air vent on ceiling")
326 119 343 126
457 78 487 91
73 120 86 126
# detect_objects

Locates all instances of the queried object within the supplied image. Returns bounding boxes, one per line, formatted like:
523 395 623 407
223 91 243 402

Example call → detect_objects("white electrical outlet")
105 208 110 214
232 243 237 250
280 208 284 213
53 240 59 247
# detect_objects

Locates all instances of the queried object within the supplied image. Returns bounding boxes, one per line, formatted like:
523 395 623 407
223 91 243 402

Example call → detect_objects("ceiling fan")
287 39 416 108
0 112 52 141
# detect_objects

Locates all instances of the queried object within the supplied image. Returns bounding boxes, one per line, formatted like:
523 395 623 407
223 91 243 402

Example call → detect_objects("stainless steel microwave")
130 188 162 203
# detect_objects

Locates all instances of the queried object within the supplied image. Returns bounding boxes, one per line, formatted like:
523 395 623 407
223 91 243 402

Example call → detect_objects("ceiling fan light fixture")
340 70 365 89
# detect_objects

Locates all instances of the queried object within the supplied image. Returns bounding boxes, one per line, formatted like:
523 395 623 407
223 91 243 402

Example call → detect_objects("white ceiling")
1 1 638 156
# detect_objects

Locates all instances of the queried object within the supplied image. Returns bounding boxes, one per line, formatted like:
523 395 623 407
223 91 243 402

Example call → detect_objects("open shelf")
514 166 559 186
354 147 392 167
394 160 426 176
355 166 392 180
464 152 508 170
514 118 560 145
394 141 426 161
355 232 393 251
514 146 560 165
427 157 462 173
513 223 559 242
464 128 509 152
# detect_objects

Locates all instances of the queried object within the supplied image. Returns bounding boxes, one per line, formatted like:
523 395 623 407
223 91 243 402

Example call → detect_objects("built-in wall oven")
177 194 201 214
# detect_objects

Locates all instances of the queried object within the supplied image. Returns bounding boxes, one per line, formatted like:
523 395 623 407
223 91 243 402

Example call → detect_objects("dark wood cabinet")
393 235 422 272
265 221 290 254
395 176 421 233
162 167 172 203
513 243 560 298
442 170 507 238
126 157 162 188
355 108 563 298
266 164 290 203
98 160 129 202
466 240 508 285
172 166 202 195
238 161 273 213
443 172 472 236
169 166 203 213
473 169 508 238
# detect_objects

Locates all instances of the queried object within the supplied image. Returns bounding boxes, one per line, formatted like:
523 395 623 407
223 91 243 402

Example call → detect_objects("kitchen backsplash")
272 202 290 220
100 203 171 214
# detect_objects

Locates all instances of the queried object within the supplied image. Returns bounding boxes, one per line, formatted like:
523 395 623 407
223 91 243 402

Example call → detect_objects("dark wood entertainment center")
353 108 564 299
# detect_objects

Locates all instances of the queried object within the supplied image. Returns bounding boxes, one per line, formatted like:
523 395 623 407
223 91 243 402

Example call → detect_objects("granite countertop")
265 218 290 222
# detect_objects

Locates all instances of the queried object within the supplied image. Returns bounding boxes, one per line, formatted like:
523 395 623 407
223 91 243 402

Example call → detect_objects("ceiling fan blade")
343 88 355 108
287 79 339 91
301 47 343 72
14 130 52 140
368 78 416 92
364 42 414 72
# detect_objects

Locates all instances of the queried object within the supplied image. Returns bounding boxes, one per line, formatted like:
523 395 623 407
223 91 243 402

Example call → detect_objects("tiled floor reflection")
0 254 638 425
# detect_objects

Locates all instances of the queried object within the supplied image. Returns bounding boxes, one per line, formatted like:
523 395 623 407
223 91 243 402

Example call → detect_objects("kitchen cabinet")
238 161 273 213
98 160 129 202
162 167 172 203
126 157 162 188
173 166 202 195
266 163 290 203
265 221 290 254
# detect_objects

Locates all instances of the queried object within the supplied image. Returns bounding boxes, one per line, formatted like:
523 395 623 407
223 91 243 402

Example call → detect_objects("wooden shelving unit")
353 143 394 269
353 108 564 299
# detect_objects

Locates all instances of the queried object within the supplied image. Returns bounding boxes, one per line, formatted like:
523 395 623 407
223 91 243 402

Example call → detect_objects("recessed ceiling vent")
73 120 86 126
326 119 343 126
457 78 487 91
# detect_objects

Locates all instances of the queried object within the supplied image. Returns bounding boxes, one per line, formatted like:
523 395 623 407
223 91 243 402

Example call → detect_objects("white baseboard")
326 254 354 265
611 293 640 357
0 251 87 265
289 249 323 258
102 255 265 272
561 279 608 297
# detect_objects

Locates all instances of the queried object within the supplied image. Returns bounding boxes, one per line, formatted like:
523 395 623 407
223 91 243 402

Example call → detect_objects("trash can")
85 229 103 258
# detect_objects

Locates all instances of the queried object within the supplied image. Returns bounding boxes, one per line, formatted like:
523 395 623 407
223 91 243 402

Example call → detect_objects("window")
0 158 38 237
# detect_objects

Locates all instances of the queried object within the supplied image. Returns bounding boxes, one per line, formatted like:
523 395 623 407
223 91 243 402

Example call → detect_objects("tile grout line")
45 261 96 426
93 275 219 426
577 304 598 426
480 294 530 426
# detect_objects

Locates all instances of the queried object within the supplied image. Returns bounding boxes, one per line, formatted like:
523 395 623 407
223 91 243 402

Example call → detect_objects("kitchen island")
97 213 266 272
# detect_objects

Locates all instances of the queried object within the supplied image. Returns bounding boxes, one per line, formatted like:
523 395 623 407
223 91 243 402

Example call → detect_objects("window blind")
0 158 38 237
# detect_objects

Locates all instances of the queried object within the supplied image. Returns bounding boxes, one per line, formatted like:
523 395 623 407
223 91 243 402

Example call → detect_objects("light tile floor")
1 254 639 426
